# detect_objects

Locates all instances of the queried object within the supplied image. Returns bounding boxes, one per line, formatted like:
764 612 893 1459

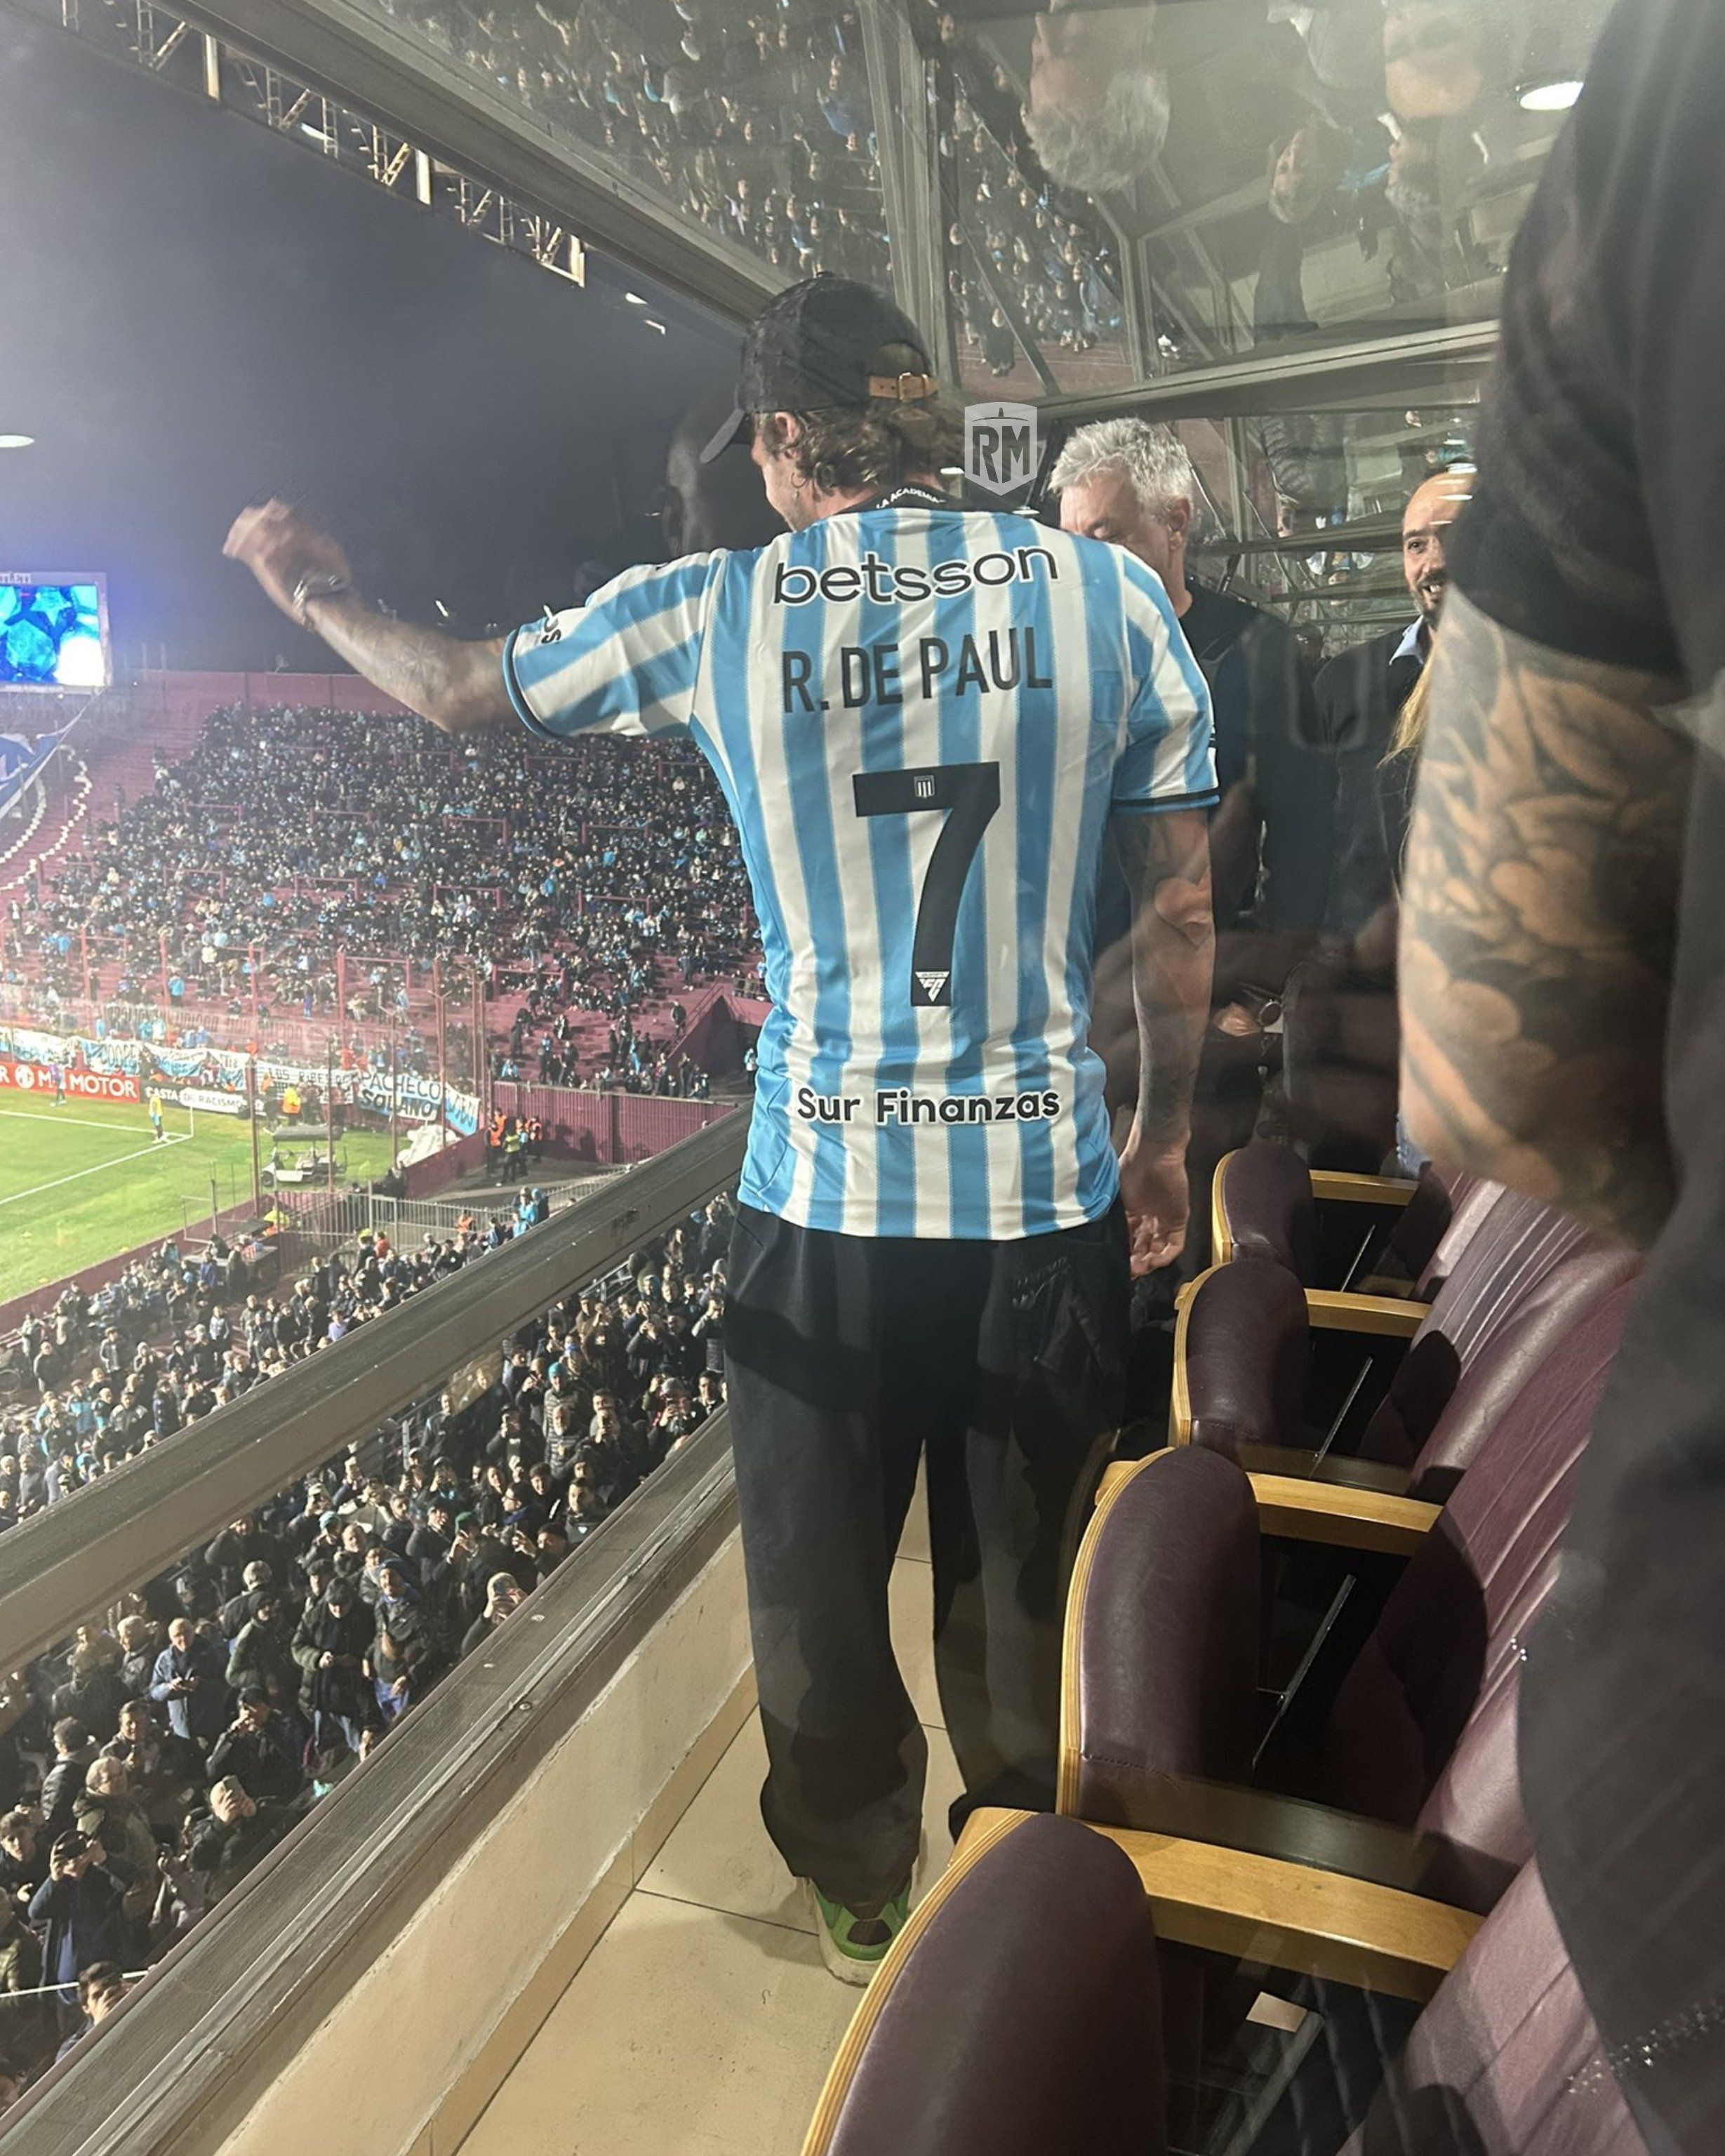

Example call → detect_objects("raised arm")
1112 805 1215 1273
1399 587 1690 1250
222 500 512 736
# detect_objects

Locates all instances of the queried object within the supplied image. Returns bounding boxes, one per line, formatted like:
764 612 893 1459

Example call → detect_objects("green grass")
0 1097 397 1303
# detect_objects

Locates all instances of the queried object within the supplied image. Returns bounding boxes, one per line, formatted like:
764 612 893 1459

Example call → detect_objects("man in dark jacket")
185 1777 293 1905
204 1517 287 1603
29 1833 128 2007
40 1722 98 1841
207 1691 305 1807
223 1593 299 1712
292 1581 376 1756
370 1563 446 1724
1314 469 1473 946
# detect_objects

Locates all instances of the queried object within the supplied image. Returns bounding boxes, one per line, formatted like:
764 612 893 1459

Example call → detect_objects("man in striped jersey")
224 274 1216 1982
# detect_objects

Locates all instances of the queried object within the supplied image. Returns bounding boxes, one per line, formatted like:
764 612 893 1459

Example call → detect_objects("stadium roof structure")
18 0 1615 648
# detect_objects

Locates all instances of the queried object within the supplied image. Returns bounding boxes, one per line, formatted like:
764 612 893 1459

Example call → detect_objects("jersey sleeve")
502 554 726 740
1111 556 1219 812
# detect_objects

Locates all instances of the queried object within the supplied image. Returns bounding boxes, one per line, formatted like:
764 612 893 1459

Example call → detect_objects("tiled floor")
460 1533 957 2156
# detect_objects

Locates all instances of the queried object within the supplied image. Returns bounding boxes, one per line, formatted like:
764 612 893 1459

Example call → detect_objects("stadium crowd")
368 0 1124 368
4 704 761 1088
0 1193 733 2093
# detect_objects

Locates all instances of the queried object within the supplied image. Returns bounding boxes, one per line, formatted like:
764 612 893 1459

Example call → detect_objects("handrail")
0 1112 747 1675
0 1409 741 2156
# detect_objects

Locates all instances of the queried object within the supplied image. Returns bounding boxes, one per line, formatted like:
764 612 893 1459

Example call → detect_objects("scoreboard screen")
0 575 110 691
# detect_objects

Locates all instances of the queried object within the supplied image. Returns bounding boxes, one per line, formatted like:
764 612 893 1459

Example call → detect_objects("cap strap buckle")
867 371 938 402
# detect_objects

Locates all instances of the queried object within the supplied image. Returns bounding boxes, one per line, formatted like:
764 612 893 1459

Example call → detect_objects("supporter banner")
176 1086 248 1116
0 1057 141 1105
0 1025 479 1137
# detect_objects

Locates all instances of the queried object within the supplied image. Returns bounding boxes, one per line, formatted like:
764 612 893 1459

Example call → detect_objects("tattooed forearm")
1114 807 1216 1147
304 596 512 736
1399 589 1689 1249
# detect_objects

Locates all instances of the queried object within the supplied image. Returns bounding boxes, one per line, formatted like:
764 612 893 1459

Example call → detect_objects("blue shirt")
505 495 1215 1239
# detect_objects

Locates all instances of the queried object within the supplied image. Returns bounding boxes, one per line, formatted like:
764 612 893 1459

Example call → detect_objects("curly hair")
756 343 965 496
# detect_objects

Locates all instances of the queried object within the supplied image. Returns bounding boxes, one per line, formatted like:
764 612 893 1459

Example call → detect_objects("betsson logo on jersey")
772 545 1058 607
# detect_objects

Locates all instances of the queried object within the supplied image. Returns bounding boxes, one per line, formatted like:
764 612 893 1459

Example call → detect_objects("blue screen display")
0 579 109 690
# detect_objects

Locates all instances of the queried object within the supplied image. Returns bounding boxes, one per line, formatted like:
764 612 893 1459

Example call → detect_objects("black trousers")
724 1200 1128 1908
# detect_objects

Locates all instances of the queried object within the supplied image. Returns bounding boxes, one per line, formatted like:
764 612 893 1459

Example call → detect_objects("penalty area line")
0 1133 192 1208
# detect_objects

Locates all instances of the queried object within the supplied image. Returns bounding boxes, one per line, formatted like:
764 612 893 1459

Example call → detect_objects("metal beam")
1192 515 1408 560
858 0 949 377
0 1112 746 1675
162 0 779 322
1034 319 1500 425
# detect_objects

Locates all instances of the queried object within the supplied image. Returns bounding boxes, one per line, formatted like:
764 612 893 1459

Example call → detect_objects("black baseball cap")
699 274 938 464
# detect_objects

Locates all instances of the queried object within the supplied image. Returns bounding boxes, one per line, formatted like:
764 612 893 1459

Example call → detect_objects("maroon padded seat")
800 1838 1641 2156
1214 1140 1491 1296
1325 1279 1637 1912
803 1812 1165 2156
1357 1190 1639 1477
1067 1281 1639 1917
1183 1191 1639 1497
1409 1172 1498 1299
1342 1861 1645 2156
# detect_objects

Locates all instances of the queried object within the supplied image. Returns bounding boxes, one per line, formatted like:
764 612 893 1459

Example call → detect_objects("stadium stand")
0 1189 733 2087
1 700 763 1095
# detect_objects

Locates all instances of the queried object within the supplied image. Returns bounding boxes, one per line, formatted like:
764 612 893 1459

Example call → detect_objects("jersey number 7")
853 761 1001 1006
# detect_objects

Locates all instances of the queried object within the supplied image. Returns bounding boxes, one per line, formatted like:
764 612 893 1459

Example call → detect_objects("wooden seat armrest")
1305 1289 1430 1338
1234 1444 1412 1498
1063 1781 1441 1900
958 1809 1479 2004
1309 1171 1418 1208
1249 1472 1440 1557
1097 1456 1425 1540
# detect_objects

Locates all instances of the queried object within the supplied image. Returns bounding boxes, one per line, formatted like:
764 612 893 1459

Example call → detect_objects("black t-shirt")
1178 582 1331 936
1094 580 1327 958
1447 3 1725 2144
1312 627 1425 944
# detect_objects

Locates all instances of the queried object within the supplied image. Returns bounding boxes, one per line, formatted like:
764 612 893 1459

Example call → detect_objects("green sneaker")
808 1880 912 1987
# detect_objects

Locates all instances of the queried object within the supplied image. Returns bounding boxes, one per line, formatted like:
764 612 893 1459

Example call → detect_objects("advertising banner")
0 1026 477 1136
175 1086 248 1116
0 1057 141 1104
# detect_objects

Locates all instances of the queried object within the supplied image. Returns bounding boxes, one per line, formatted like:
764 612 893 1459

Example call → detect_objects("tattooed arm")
223 500 513 736
1399 588 1690 1249
1111 806 1215 1273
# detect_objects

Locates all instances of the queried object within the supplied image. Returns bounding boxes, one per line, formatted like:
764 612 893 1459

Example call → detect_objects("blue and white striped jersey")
504 493 1216 1242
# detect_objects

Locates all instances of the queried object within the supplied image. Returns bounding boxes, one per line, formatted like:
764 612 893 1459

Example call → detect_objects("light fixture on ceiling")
0 434 34 450
644 317 667 335
624 292 648 306
1517 75 1583 112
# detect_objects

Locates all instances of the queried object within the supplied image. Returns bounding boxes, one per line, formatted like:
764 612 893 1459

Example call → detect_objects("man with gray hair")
1051 417 1333 1255
1051 417 1330 943
1025 4 1169 194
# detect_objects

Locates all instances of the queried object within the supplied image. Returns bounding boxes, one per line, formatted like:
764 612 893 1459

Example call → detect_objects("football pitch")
0 1096 395 1305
